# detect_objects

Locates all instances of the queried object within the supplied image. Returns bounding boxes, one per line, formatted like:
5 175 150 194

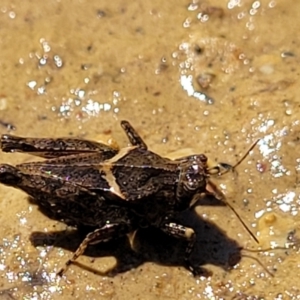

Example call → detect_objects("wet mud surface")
0 0 300 299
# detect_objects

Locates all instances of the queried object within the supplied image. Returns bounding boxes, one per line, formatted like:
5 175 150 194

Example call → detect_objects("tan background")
0 0 300 299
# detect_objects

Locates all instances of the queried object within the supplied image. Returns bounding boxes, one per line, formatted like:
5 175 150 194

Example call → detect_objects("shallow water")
0 0 300 299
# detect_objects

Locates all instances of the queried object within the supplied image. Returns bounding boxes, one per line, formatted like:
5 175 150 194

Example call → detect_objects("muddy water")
0 0 300 299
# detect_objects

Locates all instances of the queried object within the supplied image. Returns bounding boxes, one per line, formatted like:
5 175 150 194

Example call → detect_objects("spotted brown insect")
0 121 259 276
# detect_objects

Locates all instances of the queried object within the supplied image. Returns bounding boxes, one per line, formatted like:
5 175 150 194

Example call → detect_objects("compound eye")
185 163 205 190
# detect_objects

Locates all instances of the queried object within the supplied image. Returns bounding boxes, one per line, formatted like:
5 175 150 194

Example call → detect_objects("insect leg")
161 221 212 276
1 134 118 158
57 222 133 276
162 222 195 242
161 221 200 272
205 179 225 200
120 120 148 149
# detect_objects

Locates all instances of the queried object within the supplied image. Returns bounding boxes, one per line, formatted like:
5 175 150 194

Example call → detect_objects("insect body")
0 121 258 276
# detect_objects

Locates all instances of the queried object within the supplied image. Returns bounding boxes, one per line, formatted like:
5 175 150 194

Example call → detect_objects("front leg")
205 179 225 201
161 220 210 276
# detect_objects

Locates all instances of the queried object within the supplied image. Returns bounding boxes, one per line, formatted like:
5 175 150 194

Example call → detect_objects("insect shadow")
29 194 242 276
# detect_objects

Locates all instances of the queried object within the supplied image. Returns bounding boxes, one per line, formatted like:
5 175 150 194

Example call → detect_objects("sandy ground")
0 0 300 299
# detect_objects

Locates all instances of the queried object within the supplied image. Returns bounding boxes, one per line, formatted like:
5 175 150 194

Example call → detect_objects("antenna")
208 139 260 176
226 201 259 244
240 243 299 277
206 180 259 244
206 139 261 243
